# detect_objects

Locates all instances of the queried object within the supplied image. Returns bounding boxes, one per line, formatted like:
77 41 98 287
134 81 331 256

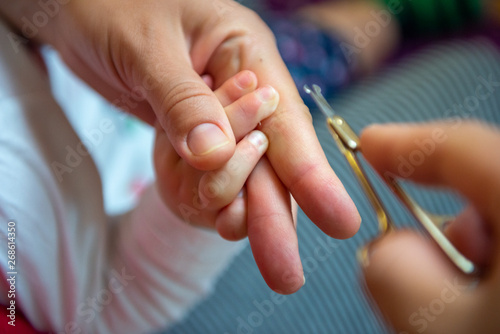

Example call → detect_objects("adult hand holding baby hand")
0 0 360 294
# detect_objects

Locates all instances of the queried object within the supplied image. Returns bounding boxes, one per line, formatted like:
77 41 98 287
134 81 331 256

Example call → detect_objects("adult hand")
360 121 499 333
1 0 360 294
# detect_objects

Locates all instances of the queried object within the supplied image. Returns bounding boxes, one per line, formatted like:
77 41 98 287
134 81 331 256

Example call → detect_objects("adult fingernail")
187 123 230 156
247 130 268 153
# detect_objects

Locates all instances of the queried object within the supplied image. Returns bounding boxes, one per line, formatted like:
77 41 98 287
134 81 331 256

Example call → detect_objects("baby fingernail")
257 85 277 102
187 123 230 156
257 85 279 115
247 130 268 152
235 70 256 90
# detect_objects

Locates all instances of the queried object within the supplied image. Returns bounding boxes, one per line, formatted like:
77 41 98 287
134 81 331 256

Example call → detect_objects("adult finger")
445 206 493 269
363 122 495 268
247 157 304 295
360 122 500 332
140 33 236 171
194 7 361 239
360 121 500 229
363 231 475 334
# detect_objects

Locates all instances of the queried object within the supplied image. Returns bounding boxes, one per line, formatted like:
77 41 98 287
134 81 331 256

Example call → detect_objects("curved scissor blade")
304 84 336 119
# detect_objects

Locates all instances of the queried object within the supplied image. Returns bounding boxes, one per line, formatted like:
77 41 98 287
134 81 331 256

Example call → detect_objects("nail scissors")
304 84 475 275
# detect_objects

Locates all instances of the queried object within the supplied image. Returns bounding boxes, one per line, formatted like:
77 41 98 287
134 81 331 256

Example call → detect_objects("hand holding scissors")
306 85 498 333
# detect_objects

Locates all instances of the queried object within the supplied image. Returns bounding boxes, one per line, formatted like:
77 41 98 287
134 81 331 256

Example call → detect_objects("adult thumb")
144 52 235 171
362 231 474 334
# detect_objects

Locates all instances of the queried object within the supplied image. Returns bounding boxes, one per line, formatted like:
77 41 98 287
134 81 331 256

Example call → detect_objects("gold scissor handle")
326 118 395 235
384 177 476 274
304 84 476 275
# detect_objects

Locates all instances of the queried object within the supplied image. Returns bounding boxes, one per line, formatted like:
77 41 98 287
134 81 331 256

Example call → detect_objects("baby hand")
153 70 279 240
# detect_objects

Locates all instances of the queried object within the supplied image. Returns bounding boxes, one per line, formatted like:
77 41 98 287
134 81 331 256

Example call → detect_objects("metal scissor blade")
304 84 360 150
304 84 336 120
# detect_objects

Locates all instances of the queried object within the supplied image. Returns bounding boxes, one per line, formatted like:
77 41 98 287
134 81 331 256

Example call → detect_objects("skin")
154 71 278 238
361 121 500 333
0 0 360 294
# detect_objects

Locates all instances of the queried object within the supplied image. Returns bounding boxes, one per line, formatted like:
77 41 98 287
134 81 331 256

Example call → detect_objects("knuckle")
199 171 234 208
233 140 262 169
158 80 213 125
261 102 311 141
243 98 261 119
250 211 290 227
287 162 320 195
227 158 244 175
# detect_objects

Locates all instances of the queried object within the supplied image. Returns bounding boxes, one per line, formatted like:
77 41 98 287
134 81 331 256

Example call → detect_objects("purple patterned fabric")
264 14 353 107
